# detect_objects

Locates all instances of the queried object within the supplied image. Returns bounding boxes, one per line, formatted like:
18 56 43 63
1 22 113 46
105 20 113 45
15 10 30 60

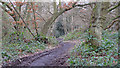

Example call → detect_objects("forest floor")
5 38 81 66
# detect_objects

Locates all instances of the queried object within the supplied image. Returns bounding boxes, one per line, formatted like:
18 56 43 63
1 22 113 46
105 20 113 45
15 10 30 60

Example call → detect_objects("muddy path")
4 38 77 66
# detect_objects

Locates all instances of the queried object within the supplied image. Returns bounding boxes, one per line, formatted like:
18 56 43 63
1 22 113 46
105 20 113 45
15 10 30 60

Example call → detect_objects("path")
4 38 77 66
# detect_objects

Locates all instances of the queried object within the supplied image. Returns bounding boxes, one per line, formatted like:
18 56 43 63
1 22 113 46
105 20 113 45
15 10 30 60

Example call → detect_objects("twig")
35 12 47 23
47 10 53 15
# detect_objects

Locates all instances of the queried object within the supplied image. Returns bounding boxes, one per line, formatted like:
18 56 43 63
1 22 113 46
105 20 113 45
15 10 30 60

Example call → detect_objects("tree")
88 2 120 49
0 1 44 42
118 2 120 53
41 1 94 35
88 2 109 49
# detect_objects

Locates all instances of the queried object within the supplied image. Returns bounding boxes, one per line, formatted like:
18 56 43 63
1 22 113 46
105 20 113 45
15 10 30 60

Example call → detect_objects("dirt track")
4 39 76 66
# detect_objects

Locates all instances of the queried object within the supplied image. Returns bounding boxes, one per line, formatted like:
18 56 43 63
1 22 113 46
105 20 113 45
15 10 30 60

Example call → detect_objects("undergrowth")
67 30 118 66
2 31 58 65
60 29 87 41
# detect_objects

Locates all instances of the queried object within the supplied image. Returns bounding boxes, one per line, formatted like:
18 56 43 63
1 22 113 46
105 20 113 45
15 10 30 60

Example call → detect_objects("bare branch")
104 19 119 30
47 10 53 15
75 3 95 7
41 2 95 34
0 1 13 11
35 12 47 23
108 2 120 12
31 3 39 37
113 15 120 20
0 2 16 19
9 0 36 38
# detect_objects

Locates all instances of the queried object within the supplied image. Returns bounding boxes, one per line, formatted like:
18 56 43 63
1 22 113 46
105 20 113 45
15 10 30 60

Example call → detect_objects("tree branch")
9 0 36 38
0 2 16 20
75 3 95 7
113 15 120 20
35 12 47 23
41 2 94 35
0 1 13 11
108 2 120 12
0 4 20 33
31 3 39 37
104 19 119 30
47 10 53 15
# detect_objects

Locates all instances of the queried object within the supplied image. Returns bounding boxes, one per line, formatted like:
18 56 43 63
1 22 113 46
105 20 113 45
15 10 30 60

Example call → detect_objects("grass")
60 29 87 41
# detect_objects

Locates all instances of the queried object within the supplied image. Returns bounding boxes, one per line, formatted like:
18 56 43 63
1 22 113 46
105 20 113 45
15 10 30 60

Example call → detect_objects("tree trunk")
118 2 120 52
89 2 109 48
89 2 102 48
53 0 57 13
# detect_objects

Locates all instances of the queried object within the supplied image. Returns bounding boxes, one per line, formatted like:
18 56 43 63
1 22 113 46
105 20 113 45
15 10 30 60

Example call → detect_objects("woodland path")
5 38 79 66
